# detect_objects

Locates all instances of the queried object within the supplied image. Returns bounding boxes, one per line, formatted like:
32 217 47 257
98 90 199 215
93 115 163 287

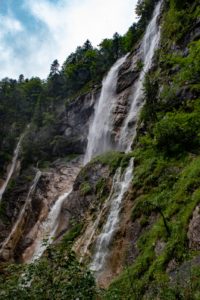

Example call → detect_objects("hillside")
0 0 200 299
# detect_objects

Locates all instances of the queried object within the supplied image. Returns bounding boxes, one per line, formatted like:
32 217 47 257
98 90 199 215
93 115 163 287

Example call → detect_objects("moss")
140 215 149 228
107 10 200 292
105 146 200 299
95 178 109 202
91 151 133 173
91 151 125 173
80 182 92 196
62 223 83 245
38 160 51 170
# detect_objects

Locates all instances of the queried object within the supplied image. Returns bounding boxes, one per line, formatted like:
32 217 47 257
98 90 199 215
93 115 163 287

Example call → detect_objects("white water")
0 136 23 203
90 158 134 274
29 189 72 262
84 1 162 275
13 1 161 270
78 169 121 262
0 171 41 257
118 1 162 151
84 55 128 164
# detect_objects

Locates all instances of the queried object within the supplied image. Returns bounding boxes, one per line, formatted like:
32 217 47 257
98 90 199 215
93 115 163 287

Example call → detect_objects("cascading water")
28 189 72 262
18 1 162 272
77 168 122 262
0 170 41 260
0 135 23 203
118 1 162 151
84 55 128 164
90 158 134 275
81 1 162 276
22 158 82 262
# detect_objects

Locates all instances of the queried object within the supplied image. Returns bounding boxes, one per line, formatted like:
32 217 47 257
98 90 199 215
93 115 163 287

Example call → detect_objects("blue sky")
0 0 137 79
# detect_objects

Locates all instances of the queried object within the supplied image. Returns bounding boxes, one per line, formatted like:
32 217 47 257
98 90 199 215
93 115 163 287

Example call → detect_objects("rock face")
188 205 200 250
56 161 112 239
55 91 99 155
21 157 82 262
0 157 82 262
116 48 141 94
29 90 98 163
111 47 142 141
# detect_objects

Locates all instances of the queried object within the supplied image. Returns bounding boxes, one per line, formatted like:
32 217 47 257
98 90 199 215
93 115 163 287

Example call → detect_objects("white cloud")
0 15 24 36
0 0 137 79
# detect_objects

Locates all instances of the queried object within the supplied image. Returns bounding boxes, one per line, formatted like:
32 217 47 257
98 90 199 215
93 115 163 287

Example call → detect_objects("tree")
49 59 60 77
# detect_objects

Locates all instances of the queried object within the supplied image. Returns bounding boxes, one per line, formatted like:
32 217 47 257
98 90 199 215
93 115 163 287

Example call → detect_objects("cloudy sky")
0 0 137 80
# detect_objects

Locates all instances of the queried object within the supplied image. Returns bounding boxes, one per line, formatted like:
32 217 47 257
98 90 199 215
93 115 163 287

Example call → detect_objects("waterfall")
84 55 128 164
28 189 72 262
0 170 41 260
78 168 122 262
83 1 162 275
0 135 23 203
17 1 162 269
118 1 162 151
90 158 134 275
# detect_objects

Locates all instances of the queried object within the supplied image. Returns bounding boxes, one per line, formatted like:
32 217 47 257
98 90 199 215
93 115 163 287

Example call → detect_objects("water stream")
78 168 121 262
118 1 162 151
0 135 23 203
12 1 162 270
0 170 41 260
28 189 72 262
90 158 134 274
86 1 162 275
84 55 128 164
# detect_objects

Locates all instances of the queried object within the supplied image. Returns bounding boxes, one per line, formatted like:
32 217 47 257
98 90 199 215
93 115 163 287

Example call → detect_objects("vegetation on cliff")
0 0 159 174
0 237 97 299
0 0 200 299
105 0 200 298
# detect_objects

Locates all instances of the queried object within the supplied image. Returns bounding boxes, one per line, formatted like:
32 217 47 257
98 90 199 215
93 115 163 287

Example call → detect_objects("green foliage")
140 72 159 126
154 111 200 155
0 244 97 300
162 0 196 45
105 1 200 298
0 0 160 173
173 40 200 84
105 148 200 298
62 223 83 245
91 151 127 173
0 77 43 172
80 182 92 196
136 0 159 30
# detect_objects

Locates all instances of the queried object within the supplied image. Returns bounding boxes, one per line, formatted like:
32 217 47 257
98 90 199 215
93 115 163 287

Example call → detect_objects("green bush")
154 112 200 155
80 182 92 196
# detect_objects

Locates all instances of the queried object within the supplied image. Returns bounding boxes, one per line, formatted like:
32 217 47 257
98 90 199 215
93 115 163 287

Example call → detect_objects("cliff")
0 0 200 299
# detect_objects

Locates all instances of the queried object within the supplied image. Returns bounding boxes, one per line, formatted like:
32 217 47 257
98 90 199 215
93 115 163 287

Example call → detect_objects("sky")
0 0 137 80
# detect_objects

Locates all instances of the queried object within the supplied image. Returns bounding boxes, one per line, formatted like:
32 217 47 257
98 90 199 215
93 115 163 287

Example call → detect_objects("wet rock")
116 71 139 94
190 18 200 42
166 258 178 273
56 162 112 239
155 240 165 256
56 91 98 154
188 204 200 250
126 218 141 264
0 157 82 262
25 90 99 163
176 85 198 102
169 256 200 285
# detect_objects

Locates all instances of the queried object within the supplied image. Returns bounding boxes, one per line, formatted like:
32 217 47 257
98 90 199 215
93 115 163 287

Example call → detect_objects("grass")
104 146 200 299
90 151 134 173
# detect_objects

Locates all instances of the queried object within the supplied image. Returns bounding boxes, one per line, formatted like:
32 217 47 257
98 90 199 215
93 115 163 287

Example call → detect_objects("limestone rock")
188 204 200 250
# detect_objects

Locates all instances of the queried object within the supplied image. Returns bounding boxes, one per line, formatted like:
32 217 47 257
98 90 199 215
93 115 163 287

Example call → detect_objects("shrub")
80 182 92 196
154 112 200 155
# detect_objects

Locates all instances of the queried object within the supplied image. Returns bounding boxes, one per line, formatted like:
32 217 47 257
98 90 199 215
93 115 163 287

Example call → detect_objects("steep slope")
104 0 200 298
0 0 200 299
